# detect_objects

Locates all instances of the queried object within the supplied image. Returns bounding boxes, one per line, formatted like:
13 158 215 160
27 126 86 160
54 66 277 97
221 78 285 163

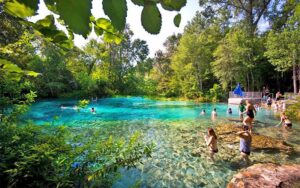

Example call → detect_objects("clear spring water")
23 97 300 187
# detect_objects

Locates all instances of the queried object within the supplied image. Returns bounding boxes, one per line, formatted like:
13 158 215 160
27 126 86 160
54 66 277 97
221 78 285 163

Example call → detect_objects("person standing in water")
243 100 256 132
236 126 252 165
238 101 245 121
204 128 218 161
211 108 217 121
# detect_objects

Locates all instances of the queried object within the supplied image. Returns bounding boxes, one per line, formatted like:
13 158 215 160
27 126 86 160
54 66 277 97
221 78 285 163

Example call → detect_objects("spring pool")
23 97 300 187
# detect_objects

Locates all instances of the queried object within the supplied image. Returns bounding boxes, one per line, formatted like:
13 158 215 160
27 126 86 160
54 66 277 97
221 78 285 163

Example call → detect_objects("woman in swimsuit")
243 100 257 132
236 126 252 165
204 128 218 161
277 112 292 128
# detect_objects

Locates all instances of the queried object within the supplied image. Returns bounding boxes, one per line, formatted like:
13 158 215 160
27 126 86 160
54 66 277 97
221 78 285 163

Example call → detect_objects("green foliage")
286 97 300 120
3 0 187 40
77 99 90 109
207 84 224 102
4 0 39 18
0 122 154 187
34 15 73 49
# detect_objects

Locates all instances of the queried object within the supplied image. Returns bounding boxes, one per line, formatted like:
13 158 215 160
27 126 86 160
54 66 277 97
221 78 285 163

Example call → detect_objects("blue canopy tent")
233 83 243 97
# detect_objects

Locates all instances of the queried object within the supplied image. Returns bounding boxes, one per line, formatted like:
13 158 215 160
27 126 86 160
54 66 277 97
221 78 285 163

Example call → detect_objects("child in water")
204 128 218 161
200 109 206 115
91 107 96 113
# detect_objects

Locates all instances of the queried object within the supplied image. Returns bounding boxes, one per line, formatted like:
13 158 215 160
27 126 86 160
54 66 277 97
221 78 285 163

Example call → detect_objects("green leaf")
94 26 104 36
102 0 127 31
160 0 186 11
103 33 122 44
173 13 181 27
4 0 39 18
25 71 40 77
95 18 115 33
0 59 23 73
55 0 92 38
141 2 161 34
131 0 144 6
44 0 58 13
34 15 73 49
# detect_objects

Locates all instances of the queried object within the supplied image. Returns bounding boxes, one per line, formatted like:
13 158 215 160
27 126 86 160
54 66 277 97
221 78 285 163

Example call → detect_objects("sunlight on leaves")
4 0 39 18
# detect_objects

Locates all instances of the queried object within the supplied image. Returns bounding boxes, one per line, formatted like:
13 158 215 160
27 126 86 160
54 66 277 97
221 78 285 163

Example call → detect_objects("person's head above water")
208 128 217 139
242 125 249 131
202 109 206 112
213 108 216 111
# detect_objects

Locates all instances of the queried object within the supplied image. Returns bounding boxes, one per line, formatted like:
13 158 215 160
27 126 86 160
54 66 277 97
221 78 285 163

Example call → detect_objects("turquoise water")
23 97 300 187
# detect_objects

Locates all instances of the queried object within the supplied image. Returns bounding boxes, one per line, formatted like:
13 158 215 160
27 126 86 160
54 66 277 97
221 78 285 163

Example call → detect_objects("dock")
228 92 262 104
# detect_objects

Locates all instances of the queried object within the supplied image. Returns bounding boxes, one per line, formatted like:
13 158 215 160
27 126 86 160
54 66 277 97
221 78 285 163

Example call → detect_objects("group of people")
202 98 293 164
203 125 251 164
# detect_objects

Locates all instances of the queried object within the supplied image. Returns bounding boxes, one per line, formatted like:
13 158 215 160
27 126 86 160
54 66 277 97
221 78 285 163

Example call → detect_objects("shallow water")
23 97 300 187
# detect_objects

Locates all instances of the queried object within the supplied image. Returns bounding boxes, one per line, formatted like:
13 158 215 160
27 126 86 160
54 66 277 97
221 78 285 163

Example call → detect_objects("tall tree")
171 26 221 98
265 5 300 93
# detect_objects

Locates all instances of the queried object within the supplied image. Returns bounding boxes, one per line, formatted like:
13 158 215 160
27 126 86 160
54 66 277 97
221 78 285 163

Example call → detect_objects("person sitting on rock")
236 125 252 165
204 128 218 161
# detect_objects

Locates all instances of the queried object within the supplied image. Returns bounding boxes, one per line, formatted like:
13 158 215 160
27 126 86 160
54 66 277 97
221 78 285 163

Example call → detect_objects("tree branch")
253 0 272 27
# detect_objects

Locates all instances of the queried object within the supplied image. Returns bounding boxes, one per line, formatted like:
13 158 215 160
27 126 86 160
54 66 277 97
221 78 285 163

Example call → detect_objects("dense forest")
0 0 300 187
1 1 300 105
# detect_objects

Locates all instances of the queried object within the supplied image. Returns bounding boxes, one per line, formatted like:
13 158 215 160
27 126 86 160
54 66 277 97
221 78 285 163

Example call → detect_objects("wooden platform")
228 98 262 104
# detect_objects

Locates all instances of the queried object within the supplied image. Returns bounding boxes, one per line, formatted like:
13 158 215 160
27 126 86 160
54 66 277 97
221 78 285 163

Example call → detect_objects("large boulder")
227 163 300 188
215 124 292 152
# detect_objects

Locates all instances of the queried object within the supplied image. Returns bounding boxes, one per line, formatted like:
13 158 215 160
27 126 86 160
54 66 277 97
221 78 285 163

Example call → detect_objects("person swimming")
228 108 232 114
204 128 218 161
200 109 206 115
91 107 96 113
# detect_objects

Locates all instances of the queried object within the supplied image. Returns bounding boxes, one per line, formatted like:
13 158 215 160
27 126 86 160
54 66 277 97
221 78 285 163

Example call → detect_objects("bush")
0 122 154 188
286 96 300 120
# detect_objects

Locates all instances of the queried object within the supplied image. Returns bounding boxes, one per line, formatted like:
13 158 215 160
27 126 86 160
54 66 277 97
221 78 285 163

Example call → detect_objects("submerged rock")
227 163 300 188
215 124 292 152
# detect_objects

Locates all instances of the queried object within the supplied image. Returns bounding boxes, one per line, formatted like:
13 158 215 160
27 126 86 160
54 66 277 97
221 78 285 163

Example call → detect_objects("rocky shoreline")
227 163 300 188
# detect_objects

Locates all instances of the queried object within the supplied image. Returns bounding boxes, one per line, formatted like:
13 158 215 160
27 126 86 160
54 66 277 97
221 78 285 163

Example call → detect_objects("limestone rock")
215 124 292 152
227 163 300 188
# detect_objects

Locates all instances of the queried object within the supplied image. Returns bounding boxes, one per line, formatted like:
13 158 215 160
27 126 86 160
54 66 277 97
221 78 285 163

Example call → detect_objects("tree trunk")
246 72 250 92
250 69 254 91
292 61 297 94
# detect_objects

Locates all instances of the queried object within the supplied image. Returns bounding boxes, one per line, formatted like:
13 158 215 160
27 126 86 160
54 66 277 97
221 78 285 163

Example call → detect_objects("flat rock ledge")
227 163 300 188
215 124 293 152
